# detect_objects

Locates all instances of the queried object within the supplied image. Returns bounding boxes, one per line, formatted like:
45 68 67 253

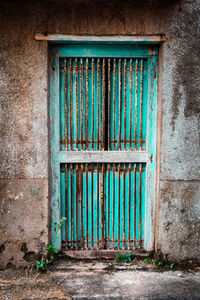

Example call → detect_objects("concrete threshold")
60 249 150 260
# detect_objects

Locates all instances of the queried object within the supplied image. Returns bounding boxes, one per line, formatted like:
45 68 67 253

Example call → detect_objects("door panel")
60 57 148 152
50 44 158 251
61 162 146 250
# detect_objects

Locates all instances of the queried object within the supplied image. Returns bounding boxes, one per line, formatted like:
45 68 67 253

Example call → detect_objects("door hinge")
150 154 153 163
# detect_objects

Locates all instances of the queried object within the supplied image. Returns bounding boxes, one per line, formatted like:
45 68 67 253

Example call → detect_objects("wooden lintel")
34 33 166 44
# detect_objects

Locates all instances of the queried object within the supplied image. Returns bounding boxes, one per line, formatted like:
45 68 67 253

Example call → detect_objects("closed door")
50 44 158 251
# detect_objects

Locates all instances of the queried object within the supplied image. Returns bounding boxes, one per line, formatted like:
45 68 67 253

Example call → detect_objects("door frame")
49 36 160 252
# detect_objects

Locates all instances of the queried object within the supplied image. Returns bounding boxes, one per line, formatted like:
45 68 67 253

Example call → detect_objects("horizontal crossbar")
57 151 148 163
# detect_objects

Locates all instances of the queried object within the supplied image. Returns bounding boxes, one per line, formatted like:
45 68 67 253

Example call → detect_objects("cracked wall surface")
0 0 199 267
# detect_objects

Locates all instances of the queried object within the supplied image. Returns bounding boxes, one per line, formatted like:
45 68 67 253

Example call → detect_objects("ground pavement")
0 259 200 299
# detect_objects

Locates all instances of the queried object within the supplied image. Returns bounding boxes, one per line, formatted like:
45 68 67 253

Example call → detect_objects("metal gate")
50 43 158 252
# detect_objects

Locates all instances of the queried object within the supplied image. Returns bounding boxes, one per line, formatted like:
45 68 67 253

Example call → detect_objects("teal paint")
49 47 62 249
56 45 158 58
50 43 158 250
144 55 158 251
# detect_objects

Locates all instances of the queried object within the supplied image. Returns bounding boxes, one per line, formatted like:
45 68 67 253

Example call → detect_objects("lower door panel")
60 162 146 250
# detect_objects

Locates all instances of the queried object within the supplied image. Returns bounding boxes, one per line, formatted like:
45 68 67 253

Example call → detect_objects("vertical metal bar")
65 163 68 249
134 59 138 150
123 163 125 250
108 59 111 150
92 58 94 150
118 163 120 249
81 163 84 249
86 58 89 150
64 61 68 247
113 59 116 151
124 59 127 150
75 59 78 150
129 59 133 150
107 163 110 249
76 163 78 249
119 59 122 150
69 59 72 150
101 163 105 248
97 163 100 249
91 163 94 249
134 164 136 248
102 59 106 150
139 163 142 248
70 163 73 248
139 60 144 150
128 163 131 250
64 59 68 150
112 163 115 249
80 59 83 150
86 163 89 249
97 59 100 150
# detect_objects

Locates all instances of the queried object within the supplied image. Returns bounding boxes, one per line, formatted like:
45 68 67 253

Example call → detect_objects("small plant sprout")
115 252 123 262
36 217 66 272
169 263 175 269
158 261 164 267
144 258 164 267
115 252 132 263
55 217 66 235
122 253 132 263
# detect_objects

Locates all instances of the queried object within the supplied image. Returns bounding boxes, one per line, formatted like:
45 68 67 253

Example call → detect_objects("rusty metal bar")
139 163 142 248
124 59 127 150
112 163 115 249
118 163 120 249
119 59 122 150
134 164 136 248
86 58 89 150
97 163 100 249
108 59 111 150
108 139 144 144
64 59 68 150
129 59 133 150
91 163 94 249
76 163 78 249
97 59 100 150
113 59 116 151
81 163 84 249
128 163 131 250
101 163 105 248
69 59 72 150
75 59 78 150
86 162 89 249
102 59 106 150
70 163 73 248
80 59 83 150
134 59 138 150
123 163 125 250
65 163 68 248
107 163 110 249
92 58 94 150
139 60 144 150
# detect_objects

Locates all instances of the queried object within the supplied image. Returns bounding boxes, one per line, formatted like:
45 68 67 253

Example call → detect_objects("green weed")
115 252 132 263
36 217 66 272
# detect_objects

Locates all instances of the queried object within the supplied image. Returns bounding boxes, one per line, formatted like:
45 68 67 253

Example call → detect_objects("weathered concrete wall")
0 0 199 267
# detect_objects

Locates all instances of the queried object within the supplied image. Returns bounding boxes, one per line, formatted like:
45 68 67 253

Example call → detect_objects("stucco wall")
0 0 199 267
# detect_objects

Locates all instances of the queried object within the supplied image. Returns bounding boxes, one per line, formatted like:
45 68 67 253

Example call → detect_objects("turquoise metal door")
50 44 158 251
